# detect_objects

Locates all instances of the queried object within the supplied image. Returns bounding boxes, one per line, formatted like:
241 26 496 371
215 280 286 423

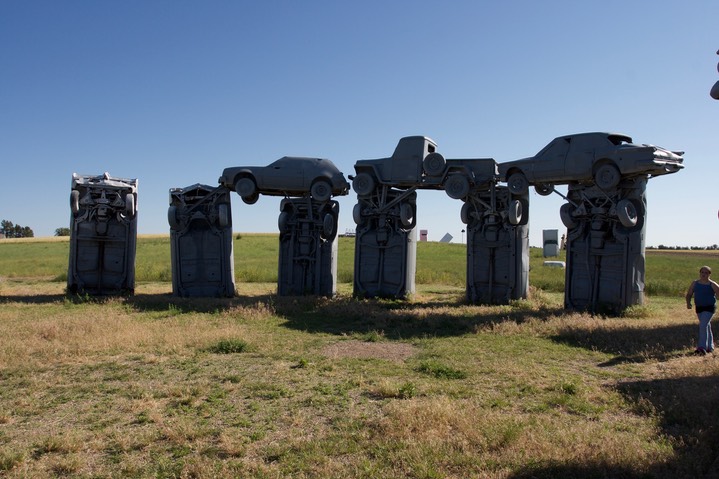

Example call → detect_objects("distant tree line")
647 245 719 251
0 220 34 238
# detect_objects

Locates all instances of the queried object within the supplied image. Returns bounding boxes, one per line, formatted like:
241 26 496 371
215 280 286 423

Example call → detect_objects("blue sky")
1 1 717 246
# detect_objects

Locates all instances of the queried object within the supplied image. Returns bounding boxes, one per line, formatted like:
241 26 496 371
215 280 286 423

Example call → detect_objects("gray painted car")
498 132 684 195
219 157 350 204
352 136 497 199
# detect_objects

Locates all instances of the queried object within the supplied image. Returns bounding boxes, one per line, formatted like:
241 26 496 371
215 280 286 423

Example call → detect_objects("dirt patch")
322 340 417 362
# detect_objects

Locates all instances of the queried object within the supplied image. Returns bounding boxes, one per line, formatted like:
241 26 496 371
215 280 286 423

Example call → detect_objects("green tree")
55 227 71 237
1 220 34 238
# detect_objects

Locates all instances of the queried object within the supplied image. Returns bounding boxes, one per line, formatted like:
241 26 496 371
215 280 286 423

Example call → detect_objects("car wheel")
460 202 472 224
124 194 135 217
444 174 470 199
400 203 415 228
242 192 259 205
235 177 256 198
616 199 638 228
168 205 179 230
594 163 621 190
353 203 363 225
559 203 577 229
70 190 80 215
278 211 290 233
535 183 554 196
311 179 332 202
423 152 446 176
218 204 229 227
322 213 338 240
508 199 523 225
507 172 529 195
352 173 375 196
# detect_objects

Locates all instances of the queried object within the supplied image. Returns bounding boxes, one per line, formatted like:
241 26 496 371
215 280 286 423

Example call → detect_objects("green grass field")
0 236 718 477
0 234 704 297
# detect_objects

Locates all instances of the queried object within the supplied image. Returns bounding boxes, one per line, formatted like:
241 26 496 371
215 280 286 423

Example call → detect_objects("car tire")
423 152 446 176
445 174 470 199
124 194 135 217
460 202 472 224
235 177 256 198
278 211 290 233
594 163 621 190
616 199 638 228
70 190 80 215
400 203 415 228
508 199 523 225
507 172 529 195
311 179 332 202
218 204 229 227
353 203 363 225
168 205 179 230
242 192 259 205
535 183 554 196
559 203 577 229
322 212 338 240
352 173 375 196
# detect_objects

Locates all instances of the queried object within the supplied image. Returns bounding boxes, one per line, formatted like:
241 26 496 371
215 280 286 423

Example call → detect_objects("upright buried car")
498 132 684 195
67 172 138 295
219 157 350 204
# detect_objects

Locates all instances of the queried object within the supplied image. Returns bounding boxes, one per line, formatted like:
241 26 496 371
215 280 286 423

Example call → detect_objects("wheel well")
505 167 523 180
592 159 616 175
311 175 331 186
232 173 255 188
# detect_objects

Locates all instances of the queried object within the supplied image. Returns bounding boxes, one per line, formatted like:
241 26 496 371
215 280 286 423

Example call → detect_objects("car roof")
554 132 633 144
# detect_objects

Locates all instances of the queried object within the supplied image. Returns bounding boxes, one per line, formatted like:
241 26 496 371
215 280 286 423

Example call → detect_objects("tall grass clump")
204 339 249 354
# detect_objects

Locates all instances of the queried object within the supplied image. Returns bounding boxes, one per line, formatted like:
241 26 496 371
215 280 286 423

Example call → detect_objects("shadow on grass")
549 323 697 364
124 293 278 314
275 295 566 339
508 463 646 479
509 373 719 479
0 294 68 304
0 287 565 338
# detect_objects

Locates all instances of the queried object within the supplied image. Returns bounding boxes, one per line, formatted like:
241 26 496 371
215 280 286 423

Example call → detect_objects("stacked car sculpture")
68 132 683 312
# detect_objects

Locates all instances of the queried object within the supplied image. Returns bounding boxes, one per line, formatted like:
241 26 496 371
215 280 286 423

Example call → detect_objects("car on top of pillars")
497 132 684 196
350 136 498 200
219 157 350 204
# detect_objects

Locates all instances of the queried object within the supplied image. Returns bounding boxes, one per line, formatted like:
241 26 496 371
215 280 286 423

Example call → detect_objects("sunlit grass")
0 278 715 477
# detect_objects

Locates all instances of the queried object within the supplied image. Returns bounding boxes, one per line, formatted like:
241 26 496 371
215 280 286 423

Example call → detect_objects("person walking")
686 265 719 354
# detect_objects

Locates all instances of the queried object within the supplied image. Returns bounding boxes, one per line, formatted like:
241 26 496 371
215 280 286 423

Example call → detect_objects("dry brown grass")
0 281 717 478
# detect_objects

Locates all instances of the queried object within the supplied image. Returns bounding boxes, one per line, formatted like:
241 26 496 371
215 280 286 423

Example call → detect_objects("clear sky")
1 1 717 247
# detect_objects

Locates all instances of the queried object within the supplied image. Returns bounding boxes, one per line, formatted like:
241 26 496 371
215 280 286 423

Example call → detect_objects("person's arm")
710 280 719 297
686 281 696 309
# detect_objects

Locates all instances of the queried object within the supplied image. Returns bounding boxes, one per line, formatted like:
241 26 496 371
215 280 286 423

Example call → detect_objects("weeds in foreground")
0 281 715 478
204 339 250 354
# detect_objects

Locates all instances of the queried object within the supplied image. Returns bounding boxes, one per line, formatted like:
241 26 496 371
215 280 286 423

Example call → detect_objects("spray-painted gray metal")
353 189 417 298
543 229 560 257
498 132 683 195
351 136 445 298
711 49 719 99
67 172 138 295
218 156 350 205
352 137 510 300
353 136 496 197
168 184 235 297
462 184 529 304
277 197 339 296
561 177 648 313
220 155 349 296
